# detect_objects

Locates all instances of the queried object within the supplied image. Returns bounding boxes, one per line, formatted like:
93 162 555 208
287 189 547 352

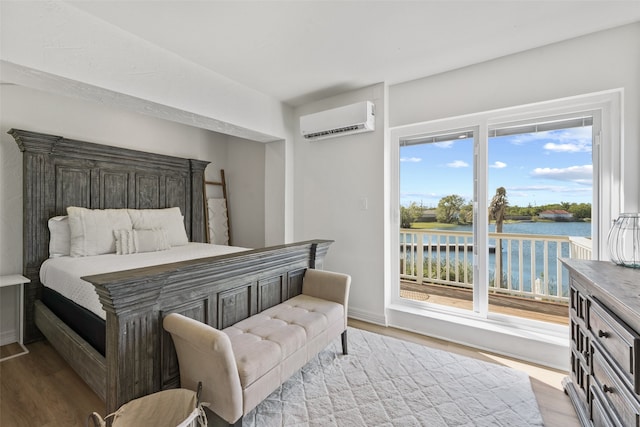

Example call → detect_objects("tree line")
401 190 591 228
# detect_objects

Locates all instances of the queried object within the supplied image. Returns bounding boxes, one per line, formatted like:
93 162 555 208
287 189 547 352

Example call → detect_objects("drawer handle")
598 330 610 338
602 384 614 394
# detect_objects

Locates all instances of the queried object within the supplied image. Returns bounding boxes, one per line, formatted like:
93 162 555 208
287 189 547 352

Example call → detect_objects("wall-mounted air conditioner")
300 101 375 141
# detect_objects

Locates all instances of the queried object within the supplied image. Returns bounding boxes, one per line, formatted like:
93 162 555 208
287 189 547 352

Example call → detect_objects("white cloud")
572 179 592 186
531 164 592 182
400 157 422 163
433 141 454 148
447 160 469 168
490 161 507 169
509 128 592 154
543 142 591 153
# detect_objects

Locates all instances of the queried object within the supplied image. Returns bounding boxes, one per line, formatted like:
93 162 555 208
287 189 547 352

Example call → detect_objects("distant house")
419 208 437 222
539 210 574 221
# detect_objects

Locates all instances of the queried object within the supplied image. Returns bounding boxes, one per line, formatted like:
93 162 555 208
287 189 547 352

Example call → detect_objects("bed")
10 128 332 414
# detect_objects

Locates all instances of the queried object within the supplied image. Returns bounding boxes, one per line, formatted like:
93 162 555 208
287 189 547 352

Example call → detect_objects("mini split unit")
300 101 375 141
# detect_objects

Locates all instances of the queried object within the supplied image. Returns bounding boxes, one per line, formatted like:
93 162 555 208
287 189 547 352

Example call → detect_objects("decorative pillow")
67 207 133 257
114 228 170 255
48 216 71 258
114 229 136 255
127 207 188 246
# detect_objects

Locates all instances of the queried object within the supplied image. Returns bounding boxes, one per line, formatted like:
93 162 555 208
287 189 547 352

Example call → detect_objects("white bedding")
40 242 248 320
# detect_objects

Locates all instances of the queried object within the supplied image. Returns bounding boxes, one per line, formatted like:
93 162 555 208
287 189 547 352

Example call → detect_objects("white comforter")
40 243 248 319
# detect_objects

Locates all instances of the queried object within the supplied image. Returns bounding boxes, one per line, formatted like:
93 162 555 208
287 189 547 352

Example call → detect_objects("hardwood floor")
0 340 103 426
1 321 579 426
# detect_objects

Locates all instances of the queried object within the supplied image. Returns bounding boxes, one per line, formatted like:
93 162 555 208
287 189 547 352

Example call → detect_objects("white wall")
0 84 266 343
293 83 387 324
226 136 266 249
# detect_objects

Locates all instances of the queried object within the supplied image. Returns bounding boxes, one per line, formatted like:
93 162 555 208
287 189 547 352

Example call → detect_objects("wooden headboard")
9 128 210 343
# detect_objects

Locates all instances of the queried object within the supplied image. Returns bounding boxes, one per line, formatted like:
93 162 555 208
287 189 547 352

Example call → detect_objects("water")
405 221 591 298
448 221 591 237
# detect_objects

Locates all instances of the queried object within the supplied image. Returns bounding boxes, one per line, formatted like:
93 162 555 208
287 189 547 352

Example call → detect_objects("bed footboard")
83 239 332 414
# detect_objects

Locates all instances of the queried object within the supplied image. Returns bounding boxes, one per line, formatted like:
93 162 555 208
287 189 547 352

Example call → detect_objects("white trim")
387 89 622 367
475 123 488 316
347 307 387 326
387 304 569 370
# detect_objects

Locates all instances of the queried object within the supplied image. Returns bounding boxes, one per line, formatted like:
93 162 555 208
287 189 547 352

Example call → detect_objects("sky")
400 126 593 208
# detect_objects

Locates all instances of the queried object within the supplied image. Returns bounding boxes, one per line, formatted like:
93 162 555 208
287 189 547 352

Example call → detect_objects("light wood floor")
1 321 579 426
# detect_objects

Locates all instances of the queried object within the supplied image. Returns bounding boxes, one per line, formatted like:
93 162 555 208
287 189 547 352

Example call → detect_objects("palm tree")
489 187 508 288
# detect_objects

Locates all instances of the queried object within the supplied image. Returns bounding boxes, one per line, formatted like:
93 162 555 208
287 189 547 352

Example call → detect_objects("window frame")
388 90 622 327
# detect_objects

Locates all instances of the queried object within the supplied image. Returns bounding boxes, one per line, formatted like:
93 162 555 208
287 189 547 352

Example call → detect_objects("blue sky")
400 126 593 208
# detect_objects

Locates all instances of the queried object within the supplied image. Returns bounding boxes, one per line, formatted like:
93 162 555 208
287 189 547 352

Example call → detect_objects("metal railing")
400 229 592 303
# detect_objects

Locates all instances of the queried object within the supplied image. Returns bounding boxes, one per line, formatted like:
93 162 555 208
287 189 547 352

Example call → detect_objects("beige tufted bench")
163 269 351 426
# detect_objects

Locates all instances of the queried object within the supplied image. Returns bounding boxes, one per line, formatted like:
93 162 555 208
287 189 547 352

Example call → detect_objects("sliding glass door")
486 116 594 322
393 102 607 324
399 129 476 313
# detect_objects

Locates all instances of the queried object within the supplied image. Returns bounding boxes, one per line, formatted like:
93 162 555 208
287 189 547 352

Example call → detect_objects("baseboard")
347 307 386 326
0 329 17 347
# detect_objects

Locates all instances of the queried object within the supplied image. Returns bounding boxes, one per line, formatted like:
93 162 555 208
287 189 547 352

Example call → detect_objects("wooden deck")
400 280 569 325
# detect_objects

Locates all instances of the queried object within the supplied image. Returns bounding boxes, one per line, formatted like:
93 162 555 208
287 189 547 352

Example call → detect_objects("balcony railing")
400 229 592 303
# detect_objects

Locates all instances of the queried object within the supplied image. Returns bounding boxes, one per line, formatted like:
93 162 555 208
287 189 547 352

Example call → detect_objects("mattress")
42 287 107 356
40 242 248 320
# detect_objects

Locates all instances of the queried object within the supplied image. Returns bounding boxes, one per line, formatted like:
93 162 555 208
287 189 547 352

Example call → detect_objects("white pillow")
67 207 133 257
114 229 136 255
48 216 70 258
114 228 170 255
127 207 188 246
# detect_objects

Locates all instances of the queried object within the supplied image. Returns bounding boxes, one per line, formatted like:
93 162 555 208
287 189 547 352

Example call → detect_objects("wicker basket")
88 385 207 427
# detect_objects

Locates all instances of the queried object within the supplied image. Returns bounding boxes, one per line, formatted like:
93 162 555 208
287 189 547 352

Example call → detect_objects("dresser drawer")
590 297 640 392
591 385 620 427
592 349 640 427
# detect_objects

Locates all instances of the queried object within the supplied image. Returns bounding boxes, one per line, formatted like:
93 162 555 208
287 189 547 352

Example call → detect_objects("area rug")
243 327 544 427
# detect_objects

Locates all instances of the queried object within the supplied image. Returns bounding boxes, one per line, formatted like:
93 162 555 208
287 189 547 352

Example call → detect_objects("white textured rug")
243 327 545 427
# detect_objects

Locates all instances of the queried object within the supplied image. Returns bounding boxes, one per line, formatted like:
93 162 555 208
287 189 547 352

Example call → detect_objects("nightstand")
0 274 30 361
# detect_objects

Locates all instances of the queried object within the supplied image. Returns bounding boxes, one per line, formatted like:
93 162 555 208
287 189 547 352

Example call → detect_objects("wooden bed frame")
10 129 332 414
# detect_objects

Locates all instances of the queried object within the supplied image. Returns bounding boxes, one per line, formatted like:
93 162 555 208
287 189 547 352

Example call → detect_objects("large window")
390 92 621 327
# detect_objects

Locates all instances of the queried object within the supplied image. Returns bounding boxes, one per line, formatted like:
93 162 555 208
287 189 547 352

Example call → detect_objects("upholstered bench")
163 269 351 426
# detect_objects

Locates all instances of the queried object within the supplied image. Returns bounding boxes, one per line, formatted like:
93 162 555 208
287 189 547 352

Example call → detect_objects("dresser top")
561 258 640 329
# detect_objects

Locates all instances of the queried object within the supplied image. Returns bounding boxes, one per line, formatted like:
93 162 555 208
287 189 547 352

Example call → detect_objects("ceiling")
67 1 640 107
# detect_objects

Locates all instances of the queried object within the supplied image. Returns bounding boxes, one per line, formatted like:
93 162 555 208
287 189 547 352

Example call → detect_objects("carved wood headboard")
9 128 210 342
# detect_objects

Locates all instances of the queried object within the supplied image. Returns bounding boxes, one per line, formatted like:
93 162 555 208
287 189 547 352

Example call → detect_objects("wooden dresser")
561 258 640 427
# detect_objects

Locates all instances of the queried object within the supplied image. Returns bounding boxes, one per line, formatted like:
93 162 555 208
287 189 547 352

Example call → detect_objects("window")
390 91 621 328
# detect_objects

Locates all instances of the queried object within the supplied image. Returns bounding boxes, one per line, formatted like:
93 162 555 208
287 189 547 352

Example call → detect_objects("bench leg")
204 406 242 427
341 330 348 355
